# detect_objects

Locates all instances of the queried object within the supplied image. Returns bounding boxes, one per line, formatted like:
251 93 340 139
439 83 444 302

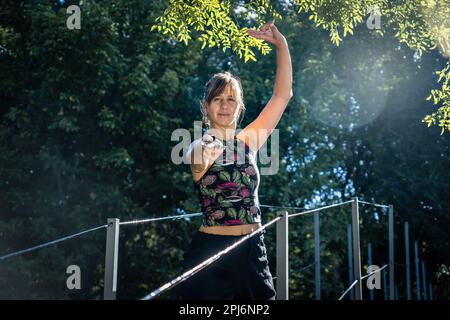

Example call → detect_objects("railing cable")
0 224 108 261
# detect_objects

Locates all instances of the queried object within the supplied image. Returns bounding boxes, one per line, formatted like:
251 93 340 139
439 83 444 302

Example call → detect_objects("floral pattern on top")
193 136 262 227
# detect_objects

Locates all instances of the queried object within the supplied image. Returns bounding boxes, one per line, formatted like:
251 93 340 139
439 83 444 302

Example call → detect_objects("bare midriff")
199 222 262 236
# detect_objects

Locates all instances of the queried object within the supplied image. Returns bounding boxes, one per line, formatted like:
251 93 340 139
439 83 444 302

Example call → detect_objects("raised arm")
239 22 293 152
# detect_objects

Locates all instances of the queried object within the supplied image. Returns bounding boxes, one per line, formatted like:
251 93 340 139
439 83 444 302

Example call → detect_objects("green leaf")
227 208 237 218
242 175 251 186
219 171 231 181
221 201 233 208
239 208 247 221
209 165 223 172
343 26 353 37
232 171 241 183
248 179 256 189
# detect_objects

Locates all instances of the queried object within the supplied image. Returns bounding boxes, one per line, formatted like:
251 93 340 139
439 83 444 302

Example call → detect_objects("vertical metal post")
276 211 289 300
104 218 120 300
314 212 321 300
404 222 412 300
422 262 427 300
382 267 387 300
368 242 374 300
347 224 354 300
351 197 362 300
414 240 421 300
388 204 395 300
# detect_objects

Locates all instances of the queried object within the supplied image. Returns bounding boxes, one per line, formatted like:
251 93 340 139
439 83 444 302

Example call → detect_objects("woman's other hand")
201 134 224 162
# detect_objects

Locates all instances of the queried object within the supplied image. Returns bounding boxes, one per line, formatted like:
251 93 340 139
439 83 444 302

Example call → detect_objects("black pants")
179 230 277 300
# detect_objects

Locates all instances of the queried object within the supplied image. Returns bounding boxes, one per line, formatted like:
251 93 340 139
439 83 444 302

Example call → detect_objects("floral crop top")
193 136 262 227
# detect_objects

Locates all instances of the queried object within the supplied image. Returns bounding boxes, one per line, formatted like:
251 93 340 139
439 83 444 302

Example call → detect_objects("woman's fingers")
269 23 280 36
202 134 214 143
261 23 270 32
247 31 262 38
262 20 275 32
202 142 223 161
247 21 277 40
202 136 222 149
247 29 271 40
247 22 271 33
247 20 285 47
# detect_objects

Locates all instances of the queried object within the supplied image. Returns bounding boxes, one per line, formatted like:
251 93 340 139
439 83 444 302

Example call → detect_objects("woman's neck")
208 125 237 141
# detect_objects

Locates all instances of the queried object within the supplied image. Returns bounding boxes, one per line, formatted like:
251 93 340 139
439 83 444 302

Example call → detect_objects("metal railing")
0 197 433 300
273 197 394 300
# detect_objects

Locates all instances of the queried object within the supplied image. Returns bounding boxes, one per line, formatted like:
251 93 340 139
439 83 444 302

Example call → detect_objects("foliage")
0 0 448 300
151 0 450 133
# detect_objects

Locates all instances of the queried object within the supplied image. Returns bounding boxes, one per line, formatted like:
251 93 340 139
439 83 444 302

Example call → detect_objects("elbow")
274 90 293 101
285 91 293 101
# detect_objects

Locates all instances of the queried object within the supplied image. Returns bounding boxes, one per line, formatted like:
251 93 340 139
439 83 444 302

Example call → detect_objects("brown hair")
199 71 246 128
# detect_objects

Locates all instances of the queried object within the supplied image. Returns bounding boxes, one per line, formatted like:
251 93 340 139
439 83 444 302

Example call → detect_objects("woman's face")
205 84 242 128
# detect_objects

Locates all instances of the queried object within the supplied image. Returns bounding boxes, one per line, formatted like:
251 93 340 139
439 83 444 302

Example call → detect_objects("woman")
181 21 292 300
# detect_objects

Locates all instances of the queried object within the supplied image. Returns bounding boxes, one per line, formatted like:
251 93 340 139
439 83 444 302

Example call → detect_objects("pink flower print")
202 197 212 208
209 210 225 220
239 187 250 198
224 219 243 225
217 181 239 191
202 175 217 186
244 166 256 176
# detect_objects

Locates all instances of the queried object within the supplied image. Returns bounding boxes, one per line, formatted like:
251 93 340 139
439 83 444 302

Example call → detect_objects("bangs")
207 80 238 102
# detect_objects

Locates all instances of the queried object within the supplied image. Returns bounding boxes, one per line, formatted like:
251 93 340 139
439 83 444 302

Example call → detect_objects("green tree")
1 0 448 300
152 0 450 134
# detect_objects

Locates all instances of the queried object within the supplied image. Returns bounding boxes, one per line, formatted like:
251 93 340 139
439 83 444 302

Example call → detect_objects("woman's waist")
199 222 262 236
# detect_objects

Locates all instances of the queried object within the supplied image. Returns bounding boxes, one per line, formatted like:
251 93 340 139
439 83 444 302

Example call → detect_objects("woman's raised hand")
246 20 287 48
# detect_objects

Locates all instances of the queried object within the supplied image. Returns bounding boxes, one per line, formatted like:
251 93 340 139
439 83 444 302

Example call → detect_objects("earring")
202 114 211 129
